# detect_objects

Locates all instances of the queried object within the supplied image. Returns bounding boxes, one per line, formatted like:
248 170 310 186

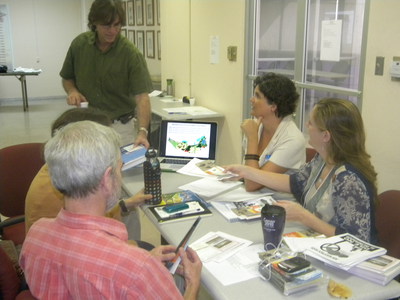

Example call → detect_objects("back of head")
313 98 377 192
51 107 112 136
253 72 299 118
44 121 121 198
88 0 126 31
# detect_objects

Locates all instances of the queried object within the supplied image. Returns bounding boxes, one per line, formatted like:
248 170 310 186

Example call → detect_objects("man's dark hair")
88 0 126 32
51 108 112 137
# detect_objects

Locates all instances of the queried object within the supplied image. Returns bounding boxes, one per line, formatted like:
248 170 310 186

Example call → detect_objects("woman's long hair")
313 98 378 200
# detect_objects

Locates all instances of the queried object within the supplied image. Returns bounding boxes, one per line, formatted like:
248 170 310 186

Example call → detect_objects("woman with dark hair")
242 72 305 192
227 98 378 243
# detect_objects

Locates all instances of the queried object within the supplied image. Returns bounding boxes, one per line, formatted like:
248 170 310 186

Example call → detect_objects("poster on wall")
320 20 342 62
0 4 14 70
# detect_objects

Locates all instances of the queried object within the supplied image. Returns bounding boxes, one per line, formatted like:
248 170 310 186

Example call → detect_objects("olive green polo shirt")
60 31 153 120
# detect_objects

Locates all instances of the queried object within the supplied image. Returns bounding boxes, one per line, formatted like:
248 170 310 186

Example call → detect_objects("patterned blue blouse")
289 154 377 243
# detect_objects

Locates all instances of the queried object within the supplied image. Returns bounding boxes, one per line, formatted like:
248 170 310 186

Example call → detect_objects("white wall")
0 0 83 99
362 0 400 193
161 0 246 165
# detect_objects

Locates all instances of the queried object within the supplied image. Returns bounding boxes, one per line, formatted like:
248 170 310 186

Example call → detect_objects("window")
244 0 369 132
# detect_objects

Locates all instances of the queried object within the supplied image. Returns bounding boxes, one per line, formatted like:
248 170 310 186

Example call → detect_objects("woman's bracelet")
244 154 260 161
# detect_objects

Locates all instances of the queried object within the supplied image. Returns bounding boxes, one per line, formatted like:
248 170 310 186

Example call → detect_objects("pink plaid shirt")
20 209 183 300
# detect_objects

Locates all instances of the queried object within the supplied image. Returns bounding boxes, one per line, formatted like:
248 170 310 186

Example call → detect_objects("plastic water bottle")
143 148 162 204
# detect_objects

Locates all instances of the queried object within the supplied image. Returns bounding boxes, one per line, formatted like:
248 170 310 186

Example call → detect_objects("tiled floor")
0 98 161 247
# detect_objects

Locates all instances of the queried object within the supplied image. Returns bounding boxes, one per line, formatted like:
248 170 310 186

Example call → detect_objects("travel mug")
261 204 286 251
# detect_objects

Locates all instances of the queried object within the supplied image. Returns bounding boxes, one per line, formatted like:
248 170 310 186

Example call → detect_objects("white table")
122 167 400 300
0 71 41 111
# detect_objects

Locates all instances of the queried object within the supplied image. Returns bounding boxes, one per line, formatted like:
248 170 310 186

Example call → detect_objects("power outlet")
375 56 384 76
227 46 237 62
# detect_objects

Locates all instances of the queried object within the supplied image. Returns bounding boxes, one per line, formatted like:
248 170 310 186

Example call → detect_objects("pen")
168 112 187 115
168 208 201 219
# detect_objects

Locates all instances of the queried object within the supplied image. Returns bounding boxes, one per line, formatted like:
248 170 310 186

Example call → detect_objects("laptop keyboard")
162 158 188 164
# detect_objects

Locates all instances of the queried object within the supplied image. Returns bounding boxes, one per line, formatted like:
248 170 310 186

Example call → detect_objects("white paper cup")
80 102 88 108
189 98 196 106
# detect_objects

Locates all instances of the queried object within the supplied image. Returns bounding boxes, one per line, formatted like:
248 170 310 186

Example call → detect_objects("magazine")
210 196 276 222
305 233 387 270
160 190 208 207
347 254 400 285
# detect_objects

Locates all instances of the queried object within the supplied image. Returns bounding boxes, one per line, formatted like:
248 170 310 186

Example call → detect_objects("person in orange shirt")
25 107 150 245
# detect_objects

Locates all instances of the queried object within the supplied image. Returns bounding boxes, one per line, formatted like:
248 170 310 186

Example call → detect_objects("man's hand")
180 247 202 300
67 91 87 106
124 189 153 210
134 132 150 149
150 245 177 263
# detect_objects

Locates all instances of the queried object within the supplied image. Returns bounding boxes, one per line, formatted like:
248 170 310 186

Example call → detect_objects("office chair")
0 245 36 300
0 143 45 245
306 147 317 163
376 190 400 259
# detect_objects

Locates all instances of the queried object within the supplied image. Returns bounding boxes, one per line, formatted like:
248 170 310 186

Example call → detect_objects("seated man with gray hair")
20 121 202 299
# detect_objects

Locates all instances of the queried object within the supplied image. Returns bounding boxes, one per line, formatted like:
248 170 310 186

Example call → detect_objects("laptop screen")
158 120 217 160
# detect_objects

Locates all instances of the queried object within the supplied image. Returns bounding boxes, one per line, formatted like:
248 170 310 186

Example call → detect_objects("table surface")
150 97 224 120
122 167 400 300
0 71 41 76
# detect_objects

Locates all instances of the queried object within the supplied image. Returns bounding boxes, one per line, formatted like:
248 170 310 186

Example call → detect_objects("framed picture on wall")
156 0 160 25
128 30 135 44
135 0 144 26
136 30 145 55
145 0 154 26
121 28 127 37
157 30 161 60
146 30 155 59
127 0 135 26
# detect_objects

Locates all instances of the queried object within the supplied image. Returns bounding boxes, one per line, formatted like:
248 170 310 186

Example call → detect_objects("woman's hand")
224 164 251 179
241 118 260 139
274 200 309 223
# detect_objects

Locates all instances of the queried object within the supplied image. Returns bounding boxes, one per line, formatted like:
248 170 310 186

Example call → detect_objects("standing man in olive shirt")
60 0 152 147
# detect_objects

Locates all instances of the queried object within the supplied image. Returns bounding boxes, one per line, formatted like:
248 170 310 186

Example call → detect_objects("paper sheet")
203 244 264 286
178 177 242 199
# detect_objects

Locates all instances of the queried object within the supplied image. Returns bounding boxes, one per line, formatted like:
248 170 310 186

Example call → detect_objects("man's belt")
115 112 135 124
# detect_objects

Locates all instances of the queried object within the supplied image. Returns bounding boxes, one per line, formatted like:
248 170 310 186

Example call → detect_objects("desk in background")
0 71 41 111
122 168 400 300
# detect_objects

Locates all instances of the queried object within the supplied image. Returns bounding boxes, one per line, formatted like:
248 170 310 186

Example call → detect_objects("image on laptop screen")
159 120 217 161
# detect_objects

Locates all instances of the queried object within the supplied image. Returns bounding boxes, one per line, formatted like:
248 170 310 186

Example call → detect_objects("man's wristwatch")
119 199 130 216
138 127 148 136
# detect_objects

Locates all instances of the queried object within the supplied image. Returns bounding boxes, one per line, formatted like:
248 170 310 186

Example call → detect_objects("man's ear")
100 166 114 194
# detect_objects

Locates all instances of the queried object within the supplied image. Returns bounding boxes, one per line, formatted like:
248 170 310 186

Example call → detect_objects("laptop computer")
158 120 217 171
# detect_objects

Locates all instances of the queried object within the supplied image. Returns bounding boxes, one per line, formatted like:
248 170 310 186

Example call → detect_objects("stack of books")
304 233 387 270
259 255 323 296
347 254 400 285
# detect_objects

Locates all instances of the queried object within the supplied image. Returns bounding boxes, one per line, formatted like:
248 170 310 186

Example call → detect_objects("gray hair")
44 121 121 198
